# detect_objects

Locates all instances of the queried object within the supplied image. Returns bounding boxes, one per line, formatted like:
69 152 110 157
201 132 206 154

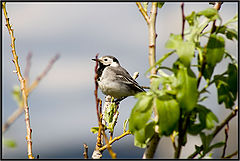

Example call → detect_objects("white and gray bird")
92 55 145 100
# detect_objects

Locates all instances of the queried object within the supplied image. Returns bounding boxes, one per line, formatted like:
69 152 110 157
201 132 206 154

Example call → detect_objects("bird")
92 55 145 102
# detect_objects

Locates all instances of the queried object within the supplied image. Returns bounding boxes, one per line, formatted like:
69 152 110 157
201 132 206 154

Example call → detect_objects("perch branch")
99 130 131 152
2 2 34 159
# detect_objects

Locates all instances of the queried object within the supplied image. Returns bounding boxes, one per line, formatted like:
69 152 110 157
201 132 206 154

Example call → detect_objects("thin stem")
2 106 24 133
27 54 60 94
2 2 34 159
136 2 150 24
99 130 131 152
3 54 60 133
181 3 185 40
83 143 88 159
221 124 229 158
224 150 238 159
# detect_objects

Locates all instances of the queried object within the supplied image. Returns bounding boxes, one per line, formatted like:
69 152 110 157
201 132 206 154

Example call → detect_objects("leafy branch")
188 106 238 158
131 2 237 159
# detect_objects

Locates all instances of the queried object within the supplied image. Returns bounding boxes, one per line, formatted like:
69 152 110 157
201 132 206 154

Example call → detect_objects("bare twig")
181 3 185 40
83 143 88 159
3 54 60 133
27 54 60 93
224 150 238 159
188 106 238 159
102 129 117 159
221 124 229 158
211 2 223 34
2 2 34 159
99 130 131 152
2 106 24 133
136 2 150 24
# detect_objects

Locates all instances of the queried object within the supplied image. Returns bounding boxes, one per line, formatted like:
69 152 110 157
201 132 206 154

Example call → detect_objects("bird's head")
92 55 120 67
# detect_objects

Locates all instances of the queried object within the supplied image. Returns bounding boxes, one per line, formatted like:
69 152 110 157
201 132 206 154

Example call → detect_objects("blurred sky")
2 2 238 159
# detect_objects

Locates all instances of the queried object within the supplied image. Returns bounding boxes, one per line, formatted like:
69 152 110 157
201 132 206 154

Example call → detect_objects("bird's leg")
114 96 127 105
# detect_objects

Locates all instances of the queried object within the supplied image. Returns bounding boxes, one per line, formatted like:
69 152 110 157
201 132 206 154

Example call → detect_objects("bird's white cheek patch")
110 62 120 67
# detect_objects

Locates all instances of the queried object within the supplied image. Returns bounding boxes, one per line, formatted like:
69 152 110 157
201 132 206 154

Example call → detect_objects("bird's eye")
104 58 108 61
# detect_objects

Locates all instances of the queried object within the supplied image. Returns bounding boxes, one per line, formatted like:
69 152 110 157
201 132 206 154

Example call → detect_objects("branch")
143 2 159 159
99 130 131 152
181 3 185 40
2 106 24 133
188 106 238 159
27 54 60 93
2 2 34 159
83 143 88 159
224 150 238 159
136 2 150 24
211 2 223 34
221 124 229 158
2 54 60 133
143 133 161 159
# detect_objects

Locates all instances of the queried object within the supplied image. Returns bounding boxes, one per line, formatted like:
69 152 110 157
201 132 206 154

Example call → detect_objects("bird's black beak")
92 58 98 61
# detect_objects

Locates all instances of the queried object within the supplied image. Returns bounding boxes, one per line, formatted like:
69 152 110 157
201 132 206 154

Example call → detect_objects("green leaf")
157 2 164 8
165 34 195 66
155 97 180 135
176 65 198 111
133 122 155 148
197 104 218 130
203 141 225 157
227 63 238 100
214 63 238 109
226 28 238 40
3 139 17 148
150 77 161 91
206 34 225 67
12 85 23 106
224 14 238 26
90 127 99 134
206 112 218 129
185 11 196 26
129 94 153 131
200 132 213 151
197 8 219 20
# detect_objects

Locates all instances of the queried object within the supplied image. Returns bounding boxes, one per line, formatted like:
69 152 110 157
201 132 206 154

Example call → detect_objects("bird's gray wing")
109 66 145 92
